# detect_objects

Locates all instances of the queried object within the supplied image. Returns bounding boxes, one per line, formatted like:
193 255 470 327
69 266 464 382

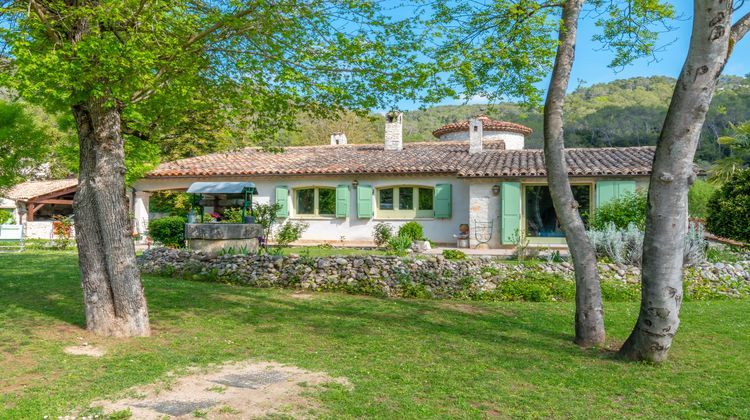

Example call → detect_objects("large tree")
0 1 437 336
430 0 672 347
619 0 750 362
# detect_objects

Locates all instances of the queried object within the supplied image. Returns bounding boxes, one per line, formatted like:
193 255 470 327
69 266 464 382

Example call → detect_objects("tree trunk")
619 0 735 362
544 0 605 347
72 97 150 337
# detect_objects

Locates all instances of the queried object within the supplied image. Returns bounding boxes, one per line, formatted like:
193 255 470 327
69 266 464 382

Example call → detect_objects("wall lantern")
352 180 359 188
491 184 501 196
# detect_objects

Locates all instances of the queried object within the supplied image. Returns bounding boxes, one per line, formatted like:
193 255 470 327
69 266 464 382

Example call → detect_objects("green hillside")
288 75 750 164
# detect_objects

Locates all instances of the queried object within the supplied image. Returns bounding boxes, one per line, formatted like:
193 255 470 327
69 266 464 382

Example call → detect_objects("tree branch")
730 11 750 48
129 6 255 104
28 0 61 45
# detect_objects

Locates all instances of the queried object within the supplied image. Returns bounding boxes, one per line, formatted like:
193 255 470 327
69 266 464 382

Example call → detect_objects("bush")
398 221 424 242
587 222 643 265
442 249 467 260
220 207 244 224
688 179 717 219
275 221 308 246
0 209 13 224
587 221 707 266
706 168 750 242
386 235 412 256
149 216 187 248
591 191 647 230
372 222 394 247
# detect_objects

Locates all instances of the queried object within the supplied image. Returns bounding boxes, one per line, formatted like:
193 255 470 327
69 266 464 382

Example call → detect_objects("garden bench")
0 225 25 252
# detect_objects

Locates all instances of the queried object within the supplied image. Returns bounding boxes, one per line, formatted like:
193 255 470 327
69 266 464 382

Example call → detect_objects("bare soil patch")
92 360 349 419
63 345 105 357
289 292 315 300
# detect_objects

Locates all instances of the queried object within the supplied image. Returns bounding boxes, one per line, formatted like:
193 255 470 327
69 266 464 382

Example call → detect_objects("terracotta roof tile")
147 142 655 179
4 179 77 201
432 115 533 138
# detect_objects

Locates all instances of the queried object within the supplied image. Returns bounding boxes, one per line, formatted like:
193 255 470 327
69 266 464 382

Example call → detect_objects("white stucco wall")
134 175 472 245
437 130 526 149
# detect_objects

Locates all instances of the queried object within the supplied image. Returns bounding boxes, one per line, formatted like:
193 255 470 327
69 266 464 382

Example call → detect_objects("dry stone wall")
139 248 750 301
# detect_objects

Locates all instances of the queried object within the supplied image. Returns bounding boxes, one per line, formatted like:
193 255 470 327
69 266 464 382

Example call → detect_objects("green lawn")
1 252 748 418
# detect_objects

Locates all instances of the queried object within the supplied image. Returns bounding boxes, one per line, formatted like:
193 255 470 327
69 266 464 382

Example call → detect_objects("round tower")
431 115 532 150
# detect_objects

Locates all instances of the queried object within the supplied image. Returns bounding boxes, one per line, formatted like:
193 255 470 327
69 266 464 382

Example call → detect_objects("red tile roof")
146 142 655 179
432 115 533 138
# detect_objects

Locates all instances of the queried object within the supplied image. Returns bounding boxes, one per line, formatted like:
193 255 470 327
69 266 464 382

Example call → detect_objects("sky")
396 0 750 110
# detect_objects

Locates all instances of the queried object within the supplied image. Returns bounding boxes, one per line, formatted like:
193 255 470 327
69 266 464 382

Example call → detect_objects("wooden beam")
35 199 74 205
28 185 77 203
27 203 47 222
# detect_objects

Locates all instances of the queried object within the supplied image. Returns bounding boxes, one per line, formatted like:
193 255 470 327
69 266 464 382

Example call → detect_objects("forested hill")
2 75 749 185
286 75 750 164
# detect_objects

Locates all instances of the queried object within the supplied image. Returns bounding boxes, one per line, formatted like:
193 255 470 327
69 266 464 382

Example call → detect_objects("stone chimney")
384 111 403 151
330 132 348 145
469 117 483 154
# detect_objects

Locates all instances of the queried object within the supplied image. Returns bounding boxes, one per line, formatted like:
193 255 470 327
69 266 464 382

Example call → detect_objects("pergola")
4 179 78 222
25 185 77 221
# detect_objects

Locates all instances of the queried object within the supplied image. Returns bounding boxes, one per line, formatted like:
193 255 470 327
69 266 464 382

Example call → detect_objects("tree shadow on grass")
0 253 596 366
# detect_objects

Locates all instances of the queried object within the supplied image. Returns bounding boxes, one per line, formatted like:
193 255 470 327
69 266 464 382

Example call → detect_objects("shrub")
489 272 575 302
386 235 412 256
706 168 750 242
688 179 717 219
0 209 13 224
587 221 707 266
52 215 74 250
591 191 647 230
149 216 187 248
275 221 308 246
398 221 424 242
587 222 643 265
220 207 244 224
252 203 281 243
442 249 467 260
372 222 394 248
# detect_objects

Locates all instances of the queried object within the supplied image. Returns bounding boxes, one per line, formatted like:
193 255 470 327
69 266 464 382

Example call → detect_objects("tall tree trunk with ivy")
543 0 606 347
620 0 750 362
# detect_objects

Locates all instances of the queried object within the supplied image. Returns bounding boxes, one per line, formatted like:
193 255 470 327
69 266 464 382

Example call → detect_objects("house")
1 178 77 239
133 114 653 249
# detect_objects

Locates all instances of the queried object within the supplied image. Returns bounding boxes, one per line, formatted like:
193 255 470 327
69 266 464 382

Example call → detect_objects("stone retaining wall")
139 248 750 300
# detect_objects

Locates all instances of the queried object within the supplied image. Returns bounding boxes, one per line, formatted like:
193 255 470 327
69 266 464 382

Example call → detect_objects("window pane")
525 186 563 237
418 188 433 210
379 188 394 210
525 185 591 237
318 188 336 215
572 185 591 227
399 188 414 210
297 189 314 215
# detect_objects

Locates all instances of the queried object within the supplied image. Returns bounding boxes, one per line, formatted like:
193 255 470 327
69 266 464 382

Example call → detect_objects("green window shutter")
336 185 349 218
501 182 521 245
596 180 636 208
434 184 452 219
275 186 289 217
357 185 373 219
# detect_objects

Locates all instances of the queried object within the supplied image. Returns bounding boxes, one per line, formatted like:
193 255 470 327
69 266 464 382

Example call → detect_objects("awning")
186 182 257 194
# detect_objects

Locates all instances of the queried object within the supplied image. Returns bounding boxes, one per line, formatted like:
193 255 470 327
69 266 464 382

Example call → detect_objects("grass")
1 251 749 418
